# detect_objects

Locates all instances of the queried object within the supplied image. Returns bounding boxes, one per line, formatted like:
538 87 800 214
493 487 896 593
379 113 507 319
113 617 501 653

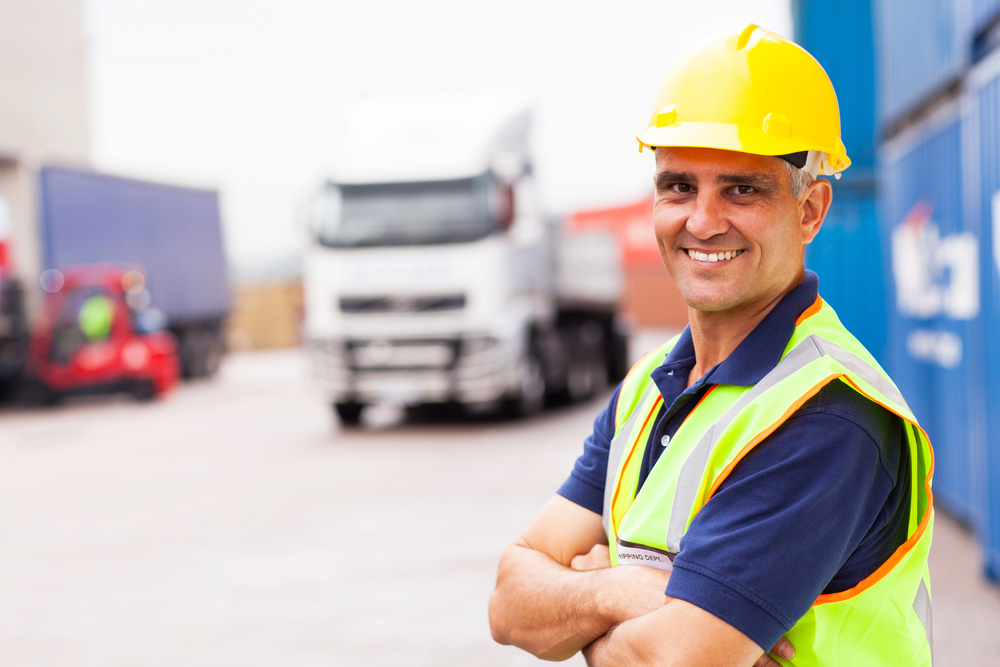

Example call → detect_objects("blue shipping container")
39 167 230 323
969 52 1000 579
875 0 968 125
880 107 983 524
805 193 887 362
794 0 878 172
795 0 886 362
973 0 1000 36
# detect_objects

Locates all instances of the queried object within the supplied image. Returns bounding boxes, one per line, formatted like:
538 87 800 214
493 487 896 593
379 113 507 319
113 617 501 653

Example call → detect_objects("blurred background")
2 0 1000 664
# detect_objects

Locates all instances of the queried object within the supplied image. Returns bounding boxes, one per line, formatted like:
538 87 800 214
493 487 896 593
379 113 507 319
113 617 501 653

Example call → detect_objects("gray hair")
784 160 815 199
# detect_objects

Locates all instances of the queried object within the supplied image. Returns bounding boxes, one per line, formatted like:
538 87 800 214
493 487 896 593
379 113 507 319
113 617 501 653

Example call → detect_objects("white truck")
304 94 628 426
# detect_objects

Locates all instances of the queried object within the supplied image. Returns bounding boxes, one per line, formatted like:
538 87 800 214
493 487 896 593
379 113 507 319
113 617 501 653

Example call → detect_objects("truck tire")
202 333 225 376
608 319 631 384
566 357 604 401
131 380 157 402
564 320 606 402
20 379 59 407
179 331 206 378
334 401 364 427
504 348 546 418
178 328 225 379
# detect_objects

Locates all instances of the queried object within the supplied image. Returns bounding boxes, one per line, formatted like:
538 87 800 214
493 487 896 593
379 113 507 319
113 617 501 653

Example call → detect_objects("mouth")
685 249 745 263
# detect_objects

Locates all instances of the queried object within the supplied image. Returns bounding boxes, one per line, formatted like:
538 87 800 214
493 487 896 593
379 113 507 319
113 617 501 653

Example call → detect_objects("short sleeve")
556 384 621 515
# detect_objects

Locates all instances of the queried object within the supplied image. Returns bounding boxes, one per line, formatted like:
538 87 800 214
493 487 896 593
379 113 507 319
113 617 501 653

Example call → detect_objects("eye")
732 185 756 196
672 183 694 194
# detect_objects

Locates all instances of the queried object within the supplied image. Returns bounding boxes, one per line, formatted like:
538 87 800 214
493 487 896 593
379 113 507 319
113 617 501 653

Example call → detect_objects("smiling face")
652 146 827 318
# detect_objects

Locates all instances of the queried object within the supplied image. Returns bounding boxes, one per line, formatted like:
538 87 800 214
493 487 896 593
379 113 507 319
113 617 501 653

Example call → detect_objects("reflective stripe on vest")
604 297 935 666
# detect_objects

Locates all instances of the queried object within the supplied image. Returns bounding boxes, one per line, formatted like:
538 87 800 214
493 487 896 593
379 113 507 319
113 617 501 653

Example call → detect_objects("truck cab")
304 95 624 426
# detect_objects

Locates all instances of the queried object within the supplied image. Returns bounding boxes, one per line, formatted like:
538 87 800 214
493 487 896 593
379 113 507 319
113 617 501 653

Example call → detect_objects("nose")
686 191 730 240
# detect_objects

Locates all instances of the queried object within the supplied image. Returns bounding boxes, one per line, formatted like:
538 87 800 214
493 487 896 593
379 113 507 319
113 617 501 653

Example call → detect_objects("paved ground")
1 346 999 666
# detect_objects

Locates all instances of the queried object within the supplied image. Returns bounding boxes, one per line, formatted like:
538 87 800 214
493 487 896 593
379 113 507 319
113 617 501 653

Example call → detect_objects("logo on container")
891 200 978 368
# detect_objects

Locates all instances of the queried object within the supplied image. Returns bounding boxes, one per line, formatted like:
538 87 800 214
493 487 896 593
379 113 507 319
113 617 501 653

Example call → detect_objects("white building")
0 0 89 298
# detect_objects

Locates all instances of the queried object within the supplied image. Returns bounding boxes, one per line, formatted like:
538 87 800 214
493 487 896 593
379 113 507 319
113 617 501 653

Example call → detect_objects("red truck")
23 265 179 403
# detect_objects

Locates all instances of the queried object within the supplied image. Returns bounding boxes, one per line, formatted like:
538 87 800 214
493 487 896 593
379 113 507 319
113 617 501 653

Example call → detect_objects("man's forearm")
488 543 668 661
583 599 767 667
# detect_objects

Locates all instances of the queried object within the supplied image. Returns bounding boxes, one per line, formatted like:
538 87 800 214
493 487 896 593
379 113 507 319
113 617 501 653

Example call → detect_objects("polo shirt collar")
654 271 820 390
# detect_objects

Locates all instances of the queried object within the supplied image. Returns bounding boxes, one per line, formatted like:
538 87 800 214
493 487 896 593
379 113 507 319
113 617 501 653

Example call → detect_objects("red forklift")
23 265 180 403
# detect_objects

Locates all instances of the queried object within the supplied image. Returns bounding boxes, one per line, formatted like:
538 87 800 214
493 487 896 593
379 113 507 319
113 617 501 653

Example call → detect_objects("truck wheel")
565 320 606 402
504 350 546 417
608 319 631 384
20 379 58 407
179 330 224 378
566 357 604 401
131 380 156 402
179 332 206 378
202 334 224 376
334 401 364 427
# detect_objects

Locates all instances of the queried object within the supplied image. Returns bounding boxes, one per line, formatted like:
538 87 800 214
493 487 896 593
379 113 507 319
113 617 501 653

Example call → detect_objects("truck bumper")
309 335 513 405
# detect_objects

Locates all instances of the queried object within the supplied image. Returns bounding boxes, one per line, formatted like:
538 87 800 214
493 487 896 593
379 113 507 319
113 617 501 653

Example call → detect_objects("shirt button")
661 435 671 447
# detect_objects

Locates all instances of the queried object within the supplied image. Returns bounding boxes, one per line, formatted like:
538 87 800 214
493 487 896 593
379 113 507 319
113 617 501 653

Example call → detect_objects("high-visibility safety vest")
602 297 934 666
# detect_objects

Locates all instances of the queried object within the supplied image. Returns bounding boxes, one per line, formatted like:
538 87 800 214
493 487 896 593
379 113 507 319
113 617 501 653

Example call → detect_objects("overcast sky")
85 0 791 269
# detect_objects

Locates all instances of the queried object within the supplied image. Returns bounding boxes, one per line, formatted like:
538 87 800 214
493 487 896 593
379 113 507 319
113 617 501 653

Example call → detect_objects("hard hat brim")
638 122 850 175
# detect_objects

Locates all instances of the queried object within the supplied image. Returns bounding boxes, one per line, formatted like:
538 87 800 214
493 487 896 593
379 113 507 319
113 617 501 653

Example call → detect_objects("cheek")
651 206 683 241
756 222 802 265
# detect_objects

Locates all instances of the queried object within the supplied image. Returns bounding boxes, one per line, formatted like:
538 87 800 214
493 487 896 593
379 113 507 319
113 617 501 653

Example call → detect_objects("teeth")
687 249 743 262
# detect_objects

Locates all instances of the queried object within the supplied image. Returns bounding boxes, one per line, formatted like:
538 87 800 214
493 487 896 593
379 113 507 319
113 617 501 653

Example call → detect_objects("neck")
685 271 805 388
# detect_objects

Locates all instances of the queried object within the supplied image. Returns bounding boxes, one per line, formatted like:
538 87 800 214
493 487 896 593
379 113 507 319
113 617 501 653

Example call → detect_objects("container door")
881 105 983 524
970 53 1000 580
875 0 969 126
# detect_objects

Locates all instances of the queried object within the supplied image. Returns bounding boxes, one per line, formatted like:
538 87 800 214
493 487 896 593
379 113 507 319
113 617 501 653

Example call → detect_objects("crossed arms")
488 495 793 666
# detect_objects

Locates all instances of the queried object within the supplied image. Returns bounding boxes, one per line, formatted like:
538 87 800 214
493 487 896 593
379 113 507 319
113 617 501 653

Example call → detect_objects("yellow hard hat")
637 24 850 177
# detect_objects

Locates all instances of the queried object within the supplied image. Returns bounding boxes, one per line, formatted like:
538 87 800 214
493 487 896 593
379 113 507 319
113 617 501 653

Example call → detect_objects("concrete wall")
0 0 89 161
0 0 90 307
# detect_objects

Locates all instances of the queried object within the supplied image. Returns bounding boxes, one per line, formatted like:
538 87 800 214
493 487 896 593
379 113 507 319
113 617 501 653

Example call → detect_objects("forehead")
654 146 785 178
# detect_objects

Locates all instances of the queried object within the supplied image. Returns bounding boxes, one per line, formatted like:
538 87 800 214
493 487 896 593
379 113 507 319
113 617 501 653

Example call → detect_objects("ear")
799 178 832 244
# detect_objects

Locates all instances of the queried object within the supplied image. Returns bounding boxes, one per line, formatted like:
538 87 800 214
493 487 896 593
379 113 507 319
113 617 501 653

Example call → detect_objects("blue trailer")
36 167 230 377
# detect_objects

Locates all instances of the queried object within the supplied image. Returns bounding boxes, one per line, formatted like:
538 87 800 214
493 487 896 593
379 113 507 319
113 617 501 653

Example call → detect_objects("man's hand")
757 637 795 666
570 543 610 571
568 547 796 667
489 496 673 660
490 496 797 665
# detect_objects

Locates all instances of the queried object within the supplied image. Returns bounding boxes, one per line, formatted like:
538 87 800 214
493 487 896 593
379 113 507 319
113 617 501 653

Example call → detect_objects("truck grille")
339 294 465 313
347 339 459 370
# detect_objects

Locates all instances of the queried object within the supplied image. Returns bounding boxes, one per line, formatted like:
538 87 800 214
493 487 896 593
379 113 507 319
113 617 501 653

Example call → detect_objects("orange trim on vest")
610 393 663 534
695 372 935 607
705 376 833 502
612 385 718 535
812 378 935 606
795 295 824 327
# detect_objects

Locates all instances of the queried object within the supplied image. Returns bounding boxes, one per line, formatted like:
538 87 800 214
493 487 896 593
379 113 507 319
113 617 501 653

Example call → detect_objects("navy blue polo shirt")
557 272 910 651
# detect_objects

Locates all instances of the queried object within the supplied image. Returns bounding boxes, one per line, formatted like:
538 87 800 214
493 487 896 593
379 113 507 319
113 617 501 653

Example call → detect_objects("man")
488 24 934 666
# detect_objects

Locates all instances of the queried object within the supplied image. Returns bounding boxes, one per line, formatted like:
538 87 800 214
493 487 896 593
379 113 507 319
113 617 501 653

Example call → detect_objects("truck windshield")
314 174 500 247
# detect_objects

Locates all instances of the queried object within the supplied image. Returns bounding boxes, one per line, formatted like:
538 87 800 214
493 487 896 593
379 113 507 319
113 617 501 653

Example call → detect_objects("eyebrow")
655 170 779 192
